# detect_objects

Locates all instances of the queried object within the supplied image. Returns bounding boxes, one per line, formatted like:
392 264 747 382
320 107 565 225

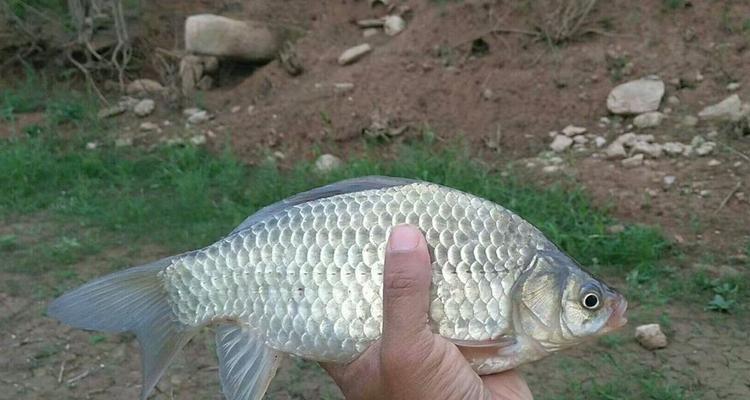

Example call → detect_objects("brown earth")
2 0 750 399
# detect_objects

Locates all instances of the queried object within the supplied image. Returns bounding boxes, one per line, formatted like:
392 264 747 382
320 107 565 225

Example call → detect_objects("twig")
720 142 750 162
714 181 742 215
66 369 90 385
490 27 540 37
57 360 66 384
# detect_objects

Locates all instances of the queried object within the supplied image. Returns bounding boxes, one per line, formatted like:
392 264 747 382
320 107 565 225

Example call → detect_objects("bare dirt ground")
2 0 750 399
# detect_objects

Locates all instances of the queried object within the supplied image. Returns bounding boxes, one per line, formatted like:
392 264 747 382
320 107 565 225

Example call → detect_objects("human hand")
321 224 533 400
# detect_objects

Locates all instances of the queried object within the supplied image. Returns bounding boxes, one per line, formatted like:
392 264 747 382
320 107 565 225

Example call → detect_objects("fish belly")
161 183 550 362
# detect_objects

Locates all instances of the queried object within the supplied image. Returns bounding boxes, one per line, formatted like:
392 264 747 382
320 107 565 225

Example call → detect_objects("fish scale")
160 181 554 362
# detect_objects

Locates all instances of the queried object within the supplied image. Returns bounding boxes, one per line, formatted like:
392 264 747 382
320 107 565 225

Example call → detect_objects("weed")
89 334 107 345
662 0 685 10
0 234 18 251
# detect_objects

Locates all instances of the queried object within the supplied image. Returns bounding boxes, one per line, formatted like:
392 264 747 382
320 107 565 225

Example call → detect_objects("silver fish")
48 176 627 400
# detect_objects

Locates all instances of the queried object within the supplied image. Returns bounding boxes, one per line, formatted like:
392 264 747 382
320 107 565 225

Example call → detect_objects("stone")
357 18 385 28
338 44 372 65
139 122 159 131
622 153 644 168
633 111 664 129
698 94 743 121
606 224 626 234
549 135 574 152
185 14 280 62
315 154 343 173
183 107 202 117
247 105 256 115
727 82 741 91
115 137 133 147
97 104 127 119
631 141 663 158
561 125 587 136
187 110 211 124
667 95 680 105
635 324 668 350
482 88 494 101
573 135 588 144
133 99 155 117
363 28 379 38
230 106 241 113
594 136 607 148
691 136 716 156
190 134 207 145
86 142 98 150
542 165 561 173
606 77 665 114
708 159 721 167
126 79 164 95
333 82 355 94
197 75 214 91
383 15 406 36
202 56 219 73
662 142 685 156
663 175 676 189
180 55 204 95
605 142 627 159
681 115 699 127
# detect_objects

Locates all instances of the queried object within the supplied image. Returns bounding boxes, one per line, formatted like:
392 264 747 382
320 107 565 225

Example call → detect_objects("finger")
482 370 533 400
381 224 433 346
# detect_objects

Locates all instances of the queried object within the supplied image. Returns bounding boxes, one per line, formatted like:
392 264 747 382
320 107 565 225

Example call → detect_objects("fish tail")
47 257 196 400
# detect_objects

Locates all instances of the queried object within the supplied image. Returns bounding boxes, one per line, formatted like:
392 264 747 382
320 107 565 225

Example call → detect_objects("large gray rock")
607 77 665 114
698 94 743 121
185 14 280 62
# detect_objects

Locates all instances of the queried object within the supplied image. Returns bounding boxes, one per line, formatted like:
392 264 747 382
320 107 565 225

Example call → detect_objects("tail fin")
47 257 196 400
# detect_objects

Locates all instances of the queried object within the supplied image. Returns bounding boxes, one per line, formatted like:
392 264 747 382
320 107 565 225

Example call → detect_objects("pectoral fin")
215 324 284 400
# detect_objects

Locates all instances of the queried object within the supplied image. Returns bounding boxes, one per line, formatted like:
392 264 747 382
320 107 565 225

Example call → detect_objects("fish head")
512 249 627 353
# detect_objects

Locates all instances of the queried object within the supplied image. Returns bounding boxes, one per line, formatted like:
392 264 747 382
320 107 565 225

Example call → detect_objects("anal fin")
216 324 283 400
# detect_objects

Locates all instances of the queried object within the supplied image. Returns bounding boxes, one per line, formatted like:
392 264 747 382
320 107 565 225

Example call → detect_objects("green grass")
0 134 668 273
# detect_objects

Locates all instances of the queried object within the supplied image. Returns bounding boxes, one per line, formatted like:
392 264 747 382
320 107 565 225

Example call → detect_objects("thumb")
381 224 433 347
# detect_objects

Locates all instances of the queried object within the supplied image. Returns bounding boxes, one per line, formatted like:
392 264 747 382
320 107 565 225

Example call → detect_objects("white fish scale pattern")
161 182 554 362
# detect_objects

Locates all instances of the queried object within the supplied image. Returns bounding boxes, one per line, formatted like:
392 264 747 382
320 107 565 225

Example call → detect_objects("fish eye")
582 292 600 310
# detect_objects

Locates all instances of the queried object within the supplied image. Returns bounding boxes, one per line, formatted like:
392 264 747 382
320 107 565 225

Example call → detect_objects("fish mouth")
602 293 628 333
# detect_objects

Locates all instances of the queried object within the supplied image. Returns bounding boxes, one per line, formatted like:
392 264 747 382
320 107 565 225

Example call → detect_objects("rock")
633 112 664 129
190 134 207 145
482 88 494 101
691 136 716 156
663 175 676 189
115 137 133 147
606 224 626 234
86 142 98 150
357 18 385 28
197 75 214 91
230 106 241 113
187 110 211 124
631 141 663 158
363 28 379 37
97 104 127 119
698 94 743 121
561 125 587 136
635 324 668 350
202 56 219 73
549 135 574 152
126 79 164 95
180 55 204 95
246 105 255 115
133 99 155 117
315 154 343 173
662 142 685 156
605 142 627 159
383 15 406 36
542 165 561 173
699 190 711 197
727 82 741 91
681 115 699 127
333 82 355 94
708 159 721 167
338 43 372 65
139 122 159 131
607 77 665 114
594 136 607 148
622 153 644 168
573 135 588 144
183 107 202 117
185 14 280 62
667 95 680 106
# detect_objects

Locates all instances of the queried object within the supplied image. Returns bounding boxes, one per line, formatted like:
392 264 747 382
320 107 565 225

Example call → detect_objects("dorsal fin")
230 175 418 234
